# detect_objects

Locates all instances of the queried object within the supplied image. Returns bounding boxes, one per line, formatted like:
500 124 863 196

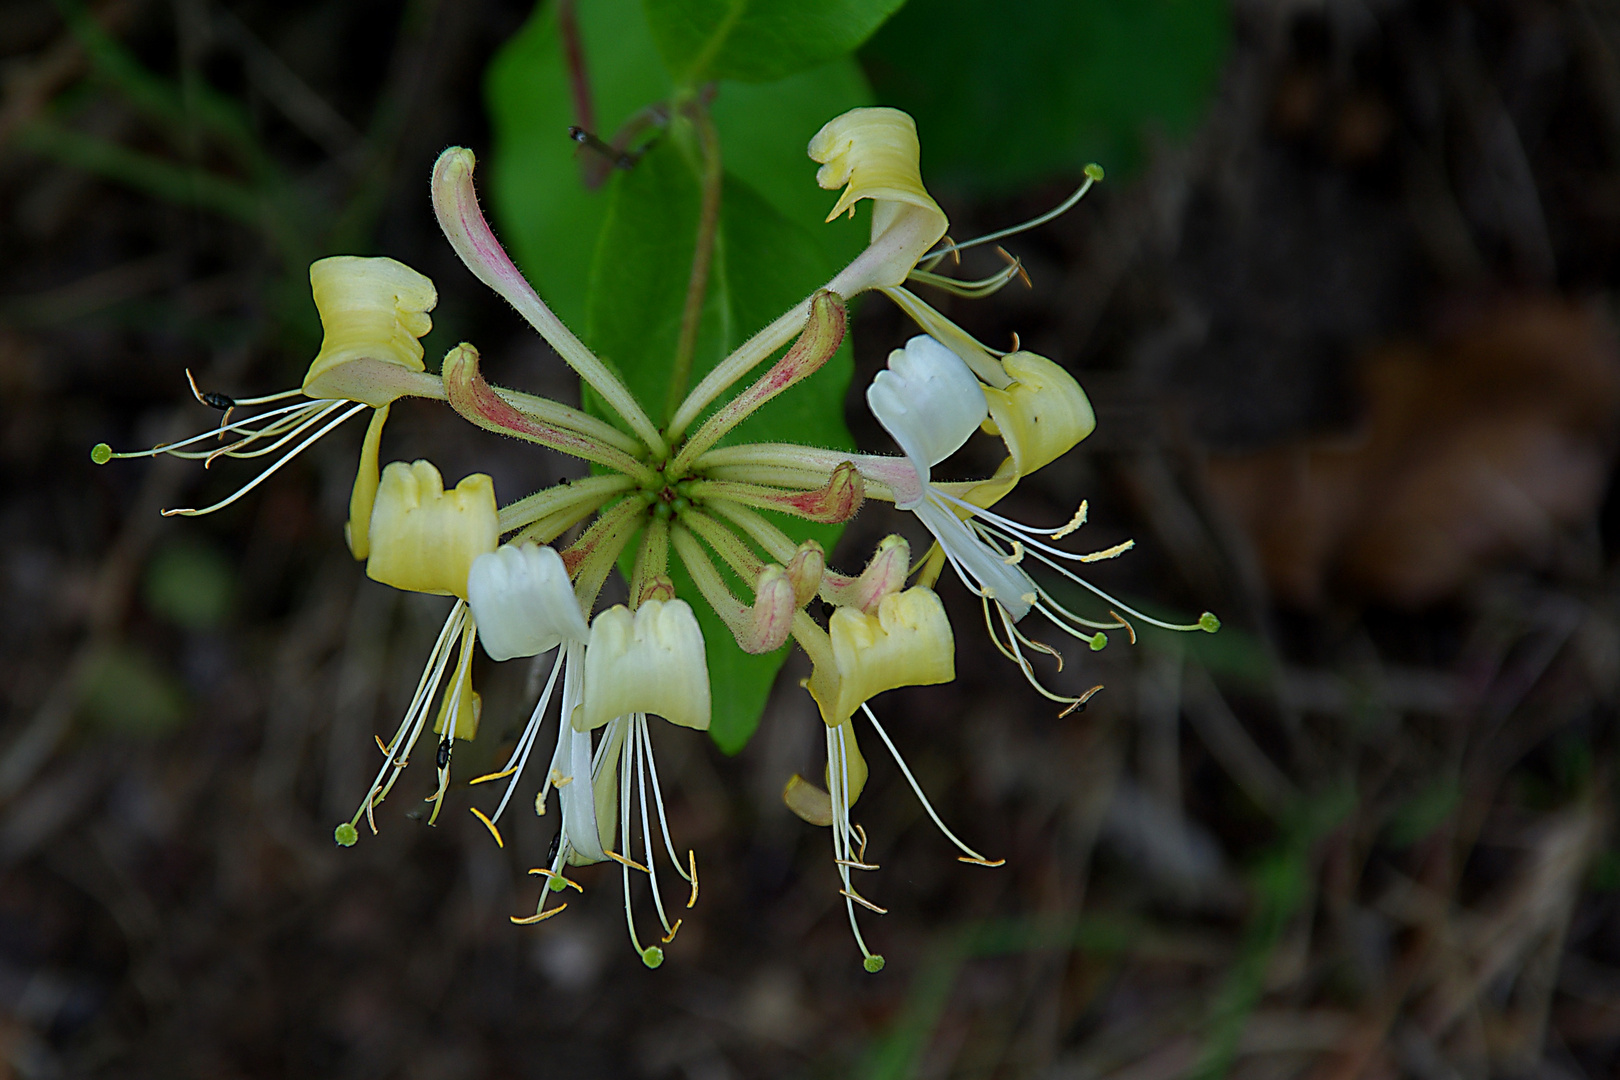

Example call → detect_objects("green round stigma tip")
334 822 359 847
641 946 665 969
863 954 886 973
1199 612 1221 633
1089 632 1108 652
548 875 568 892
1084 163 1104 182
91 443 113 465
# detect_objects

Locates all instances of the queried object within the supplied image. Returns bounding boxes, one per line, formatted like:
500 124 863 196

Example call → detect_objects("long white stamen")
351 601 466 832
163 402 368 517
920 173 1097 266
636 717 677 938
640 720 691 883
105 399 325 459
1008 532 1208 632
859 705 1003 866
204 400 349 464
486 650 565 824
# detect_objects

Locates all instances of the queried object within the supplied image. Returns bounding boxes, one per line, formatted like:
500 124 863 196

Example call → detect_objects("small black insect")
436 738 451 769
567 125 648 170
201 391 235 411
547 829 562 864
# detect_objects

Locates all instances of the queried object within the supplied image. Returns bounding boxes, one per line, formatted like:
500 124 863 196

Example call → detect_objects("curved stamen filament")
101 398 329 460
828 723 882 969
202 399 350 466
859 703 1003 866
349 601 467 835
478 649 566 825
163 402 369 517
918 170 1098 269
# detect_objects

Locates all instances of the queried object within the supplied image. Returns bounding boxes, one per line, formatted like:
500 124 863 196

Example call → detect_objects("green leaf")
644 0 906 84
587 136 854 752
486 0 871 328
78 645 188 737
144 537 235 630
861 0 1228 190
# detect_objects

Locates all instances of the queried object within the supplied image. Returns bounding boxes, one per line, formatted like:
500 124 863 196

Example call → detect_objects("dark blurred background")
4 0 1620 1076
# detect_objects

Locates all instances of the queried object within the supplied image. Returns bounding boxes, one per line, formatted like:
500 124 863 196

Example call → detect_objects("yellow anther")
1078 540 1135 563
528 867 583 893
603 849 650 874
469 807 504 848
1003 540 1025 565
549 769 573 788
510 904 566 925
661 918 683 944
470 765 518 785
686 850 699 909
1052 501 1089 540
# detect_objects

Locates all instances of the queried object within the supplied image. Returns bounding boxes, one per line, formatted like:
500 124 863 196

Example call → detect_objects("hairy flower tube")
98 103 1217 972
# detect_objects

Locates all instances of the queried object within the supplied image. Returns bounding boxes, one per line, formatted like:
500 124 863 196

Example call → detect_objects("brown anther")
661 918 683 944
1108 611 1137 645
1058 685 1105 718
836 858 881 871
853 823 870 863
957 856 1007 867
686 850 699 908
997 246 1032 288
840 888 889 914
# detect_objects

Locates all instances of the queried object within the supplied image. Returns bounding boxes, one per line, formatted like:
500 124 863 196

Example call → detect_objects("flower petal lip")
982 351 1096 477
811 587 955 726
468 543 589 661
867 335 988 502
809 107 949 294
364 460 498 599
580 600 711 732
302 256 441 407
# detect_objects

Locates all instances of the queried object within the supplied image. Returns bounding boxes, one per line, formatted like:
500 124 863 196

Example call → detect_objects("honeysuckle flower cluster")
95 106 1217 972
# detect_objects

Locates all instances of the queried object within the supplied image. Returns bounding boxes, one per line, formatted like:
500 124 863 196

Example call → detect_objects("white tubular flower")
468 543 588 661
866 336 987 503
868 336 1216 707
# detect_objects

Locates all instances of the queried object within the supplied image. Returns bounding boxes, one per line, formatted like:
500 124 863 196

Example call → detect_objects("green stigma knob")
1198 611 1221 633
641 946 665 969
1084 163 1104 182
548 875 569 892
91 443 113 465
334 822 359 847
1088 632 1108 652
863 954 886 973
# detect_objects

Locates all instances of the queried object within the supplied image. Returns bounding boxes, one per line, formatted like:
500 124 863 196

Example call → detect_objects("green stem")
664 102 722 427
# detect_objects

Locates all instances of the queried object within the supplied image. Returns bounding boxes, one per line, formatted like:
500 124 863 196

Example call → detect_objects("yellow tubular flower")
810 587 955 727
981 352 1096 477
302 256 438 406
432 633 482 741
810 108 948 294
579 600 711 732
345 404 390 560
365 460 498 598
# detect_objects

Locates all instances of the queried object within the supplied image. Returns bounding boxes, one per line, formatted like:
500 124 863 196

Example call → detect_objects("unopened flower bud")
823 534 909 614
785 540 826 607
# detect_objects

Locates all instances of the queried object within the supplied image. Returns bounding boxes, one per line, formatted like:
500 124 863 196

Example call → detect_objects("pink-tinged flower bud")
785 540 826 608
733 566 797 654
823 534 910 614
